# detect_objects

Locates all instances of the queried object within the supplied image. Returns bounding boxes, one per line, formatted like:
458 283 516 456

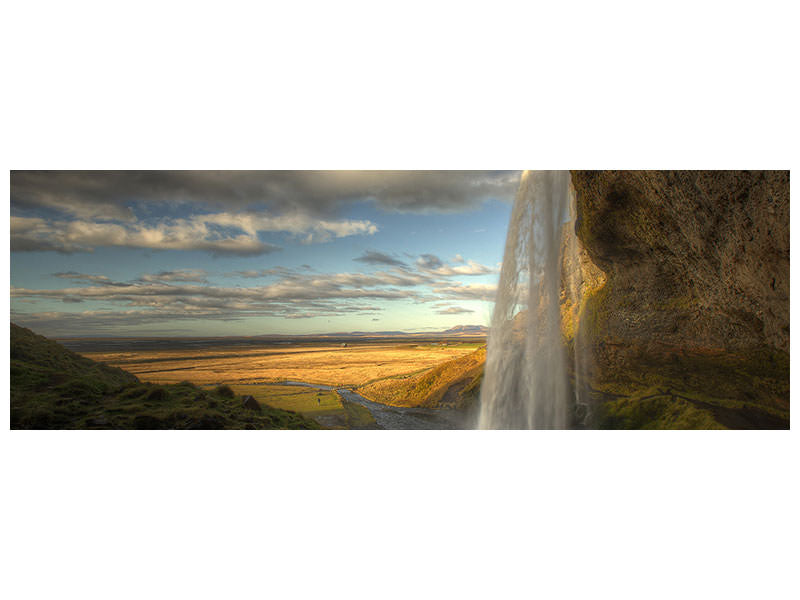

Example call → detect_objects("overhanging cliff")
568 170 789 428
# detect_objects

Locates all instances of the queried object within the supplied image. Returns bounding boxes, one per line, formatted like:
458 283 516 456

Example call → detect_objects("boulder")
242 395 261 412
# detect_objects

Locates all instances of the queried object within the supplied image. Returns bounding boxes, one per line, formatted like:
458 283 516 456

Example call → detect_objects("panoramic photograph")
9 170 789 429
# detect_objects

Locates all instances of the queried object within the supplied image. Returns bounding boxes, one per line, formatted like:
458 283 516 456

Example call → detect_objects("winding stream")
279 381 468 430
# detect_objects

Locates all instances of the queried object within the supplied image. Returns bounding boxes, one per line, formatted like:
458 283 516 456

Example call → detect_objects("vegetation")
10 324 319 429
226 384 377 429
340 399 378 429
80 341 479 387
359 346 485 409
587 347 790 429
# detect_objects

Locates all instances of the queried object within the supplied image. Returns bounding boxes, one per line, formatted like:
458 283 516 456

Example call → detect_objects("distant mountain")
249 326 489 340
308 325 489 338
442 325 489 336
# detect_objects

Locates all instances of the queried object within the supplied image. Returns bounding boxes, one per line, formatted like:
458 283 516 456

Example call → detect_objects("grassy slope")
10 324 319 430
358 346 485 409
227 383 377 429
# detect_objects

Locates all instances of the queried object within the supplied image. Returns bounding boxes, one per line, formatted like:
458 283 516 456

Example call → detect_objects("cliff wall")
568 170 789 428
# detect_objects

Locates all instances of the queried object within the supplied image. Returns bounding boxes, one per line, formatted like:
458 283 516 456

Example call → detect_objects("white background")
1 1 797 599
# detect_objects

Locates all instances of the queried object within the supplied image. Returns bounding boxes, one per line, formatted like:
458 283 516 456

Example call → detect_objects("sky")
10 171 519 337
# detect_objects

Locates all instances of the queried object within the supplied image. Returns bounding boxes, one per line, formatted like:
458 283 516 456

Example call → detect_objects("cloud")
10 212 377 256
11 171 520 219
137 269 209 283
416 254 444 270
53 272 117 285
10 243 501 333
416 253 495 277
435 306 475 315
10 216 281 255
10 259 499 333
353 250 407 268
11 271 427 308
10 259 459 335
198 212 378 243
434 283 498 302
226 267 298 279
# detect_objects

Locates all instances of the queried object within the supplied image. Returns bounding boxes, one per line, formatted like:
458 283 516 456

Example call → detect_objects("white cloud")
10 212 377 255
434 283 498 302
198 212 378 243
416 253 496 277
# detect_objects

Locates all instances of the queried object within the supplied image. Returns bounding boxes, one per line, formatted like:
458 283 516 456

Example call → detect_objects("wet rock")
570 170 789 361
569 171 789 425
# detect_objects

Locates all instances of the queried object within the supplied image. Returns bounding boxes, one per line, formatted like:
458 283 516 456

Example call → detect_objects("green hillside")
358 346 485 409
10 323 319 429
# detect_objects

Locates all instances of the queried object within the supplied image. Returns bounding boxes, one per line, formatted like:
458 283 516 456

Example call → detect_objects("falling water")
479 170 584 429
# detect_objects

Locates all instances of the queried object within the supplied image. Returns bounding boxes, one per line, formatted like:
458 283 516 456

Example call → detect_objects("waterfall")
478 170 584 429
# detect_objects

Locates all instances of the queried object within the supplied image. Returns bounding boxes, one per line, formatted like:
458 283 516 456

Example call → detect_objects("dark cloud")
353 250 408 268
435 306 475 315
10 301 386 335
10 171 516 257
53 272 118 285
137 269 209 283
226 267 298 279
11 171 519 218
417 254 444 270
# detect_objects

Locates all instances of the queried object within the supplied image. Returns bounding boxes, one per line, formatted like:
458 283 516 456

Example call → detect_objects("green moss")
577 280 611 341
587 347 789 429
597 393 724 429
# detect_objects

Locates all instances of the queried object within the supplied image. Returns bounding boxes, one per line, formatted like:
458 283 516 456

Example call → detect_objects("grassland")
10 324 319 429
225 384 377 429
359 346 486 408
80 341 483 388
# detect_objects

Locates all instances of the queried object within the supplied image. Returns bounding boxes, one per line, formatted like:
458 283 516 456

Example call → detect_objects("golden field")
359 346 485 408
79 341 481 388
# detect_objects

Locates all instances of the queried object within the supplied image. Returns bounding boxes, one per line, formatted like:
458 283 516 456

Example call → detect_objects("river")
279 381 469 430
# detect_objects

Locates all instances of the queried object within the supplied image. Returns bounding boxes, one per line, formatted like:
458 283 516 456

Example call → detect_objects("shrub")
215 384 235 398
146 387 169 402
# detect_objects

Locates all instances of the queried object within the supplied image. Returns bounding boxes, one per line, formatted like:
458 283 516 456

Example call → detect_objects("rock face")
568 171 789 428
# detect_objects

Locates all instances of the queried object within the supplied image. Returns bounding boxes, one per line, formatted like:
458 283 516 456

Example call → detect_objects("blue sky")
10 171 518 337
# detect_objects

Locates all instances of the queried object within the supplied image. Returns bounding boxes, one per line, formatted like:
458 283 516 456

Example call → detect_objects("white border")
2 2 797 600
